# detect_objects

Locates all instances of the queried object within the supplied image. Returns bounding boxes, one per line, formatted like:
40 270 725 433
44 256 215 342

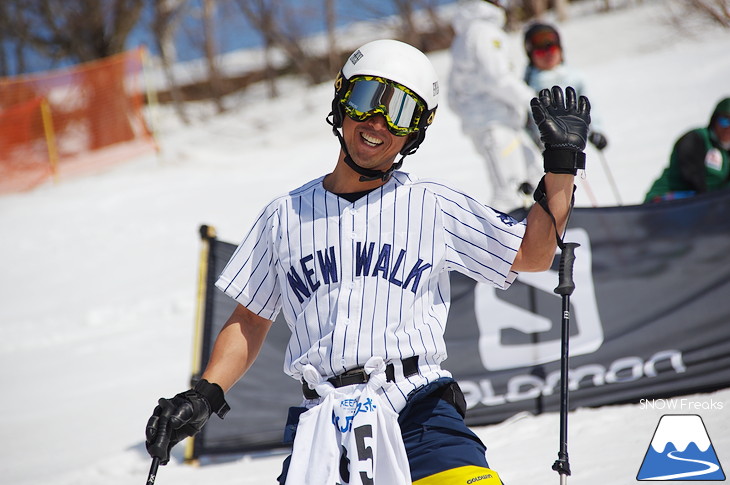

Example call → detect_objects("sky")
1 1 729 484
2 0 457 76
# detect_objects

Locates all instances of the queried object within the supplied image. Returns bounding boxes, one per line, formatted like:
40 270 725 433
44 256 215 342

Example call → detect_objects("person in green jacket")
645 97 730 202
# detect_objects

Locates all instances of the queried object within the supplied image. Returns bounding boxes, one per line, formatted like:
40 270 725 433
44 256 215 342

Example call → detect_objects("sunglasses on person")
533 44 561 56
341 75 426 136
717 116 730 128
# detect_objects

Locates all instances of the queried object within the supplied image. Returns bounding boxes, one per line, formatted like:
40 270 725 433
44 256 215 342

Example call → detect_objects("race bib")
705 148 723 171
286 358 411 485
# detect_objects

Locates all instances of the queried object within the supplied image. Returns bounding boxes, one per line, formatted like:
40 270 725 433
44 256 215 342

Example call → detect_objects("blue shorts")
277 378 501 483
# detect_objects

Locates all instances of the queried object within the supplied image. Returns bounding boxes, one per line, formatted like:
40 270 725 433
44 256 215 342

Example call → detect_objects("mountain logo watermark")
637 414 725 481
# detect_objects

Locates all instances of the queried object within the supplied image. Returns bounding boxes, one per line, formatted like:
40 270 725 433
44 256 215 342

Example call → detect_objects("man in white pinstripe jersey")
146 39 591 484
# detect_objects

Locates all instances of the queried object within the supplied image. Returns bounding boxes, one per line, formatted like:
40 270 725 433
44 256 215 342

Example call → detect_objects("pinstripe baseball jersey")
215 170 526 412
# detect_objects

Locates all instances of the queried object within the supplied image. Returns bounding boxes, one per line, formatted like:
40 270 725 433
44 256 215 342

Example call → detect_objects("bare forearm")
202 304 272 392
513 173 575 272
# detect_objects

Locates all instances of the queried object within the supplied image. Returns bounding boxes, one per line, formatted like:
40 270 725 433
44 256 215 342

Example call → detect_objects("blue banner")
193 188 730 455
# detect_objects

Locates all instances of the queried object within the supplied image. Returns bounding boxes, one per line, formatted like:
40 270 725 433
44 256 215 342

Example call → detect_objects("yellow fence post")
140 45 162 157
40 98 60 183
184 224 217 465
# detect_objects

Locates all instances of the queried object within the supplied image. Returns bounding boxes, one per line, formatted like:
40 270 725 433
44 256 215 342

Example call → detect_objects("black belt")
302 356 419 399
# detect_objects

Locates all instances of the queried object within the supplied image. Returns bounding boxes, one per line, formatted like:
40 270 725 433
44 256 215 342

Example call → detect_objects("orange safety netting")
0 47 157 195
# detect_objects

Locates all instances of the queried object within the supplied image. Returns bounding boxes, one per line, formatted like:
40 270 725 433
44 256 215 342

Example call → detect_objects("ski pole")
146 456 160 485
145 400 173 485
596 149 622 206
552 242 579 484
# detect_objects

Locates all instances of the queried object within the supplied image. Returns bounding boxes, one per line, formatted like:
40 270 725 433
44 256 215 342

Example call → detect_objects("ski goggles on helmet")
340 75 426 136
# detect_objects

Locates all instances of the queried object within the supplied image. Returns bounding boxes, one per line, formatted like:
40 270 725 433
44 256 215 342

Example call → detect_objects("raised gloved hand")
530 86 591 175
145 379 229 465
588 130 608 150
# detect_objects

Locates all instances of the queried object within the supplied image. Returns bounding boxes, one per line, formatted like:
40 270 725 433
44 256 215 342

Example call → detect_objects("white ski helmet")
330 39 439 160
341 39 439 111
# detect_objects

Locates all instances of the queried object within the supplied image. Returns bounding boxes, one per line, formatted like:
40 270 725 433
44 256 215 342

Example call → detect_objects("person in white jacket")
448 0 543 212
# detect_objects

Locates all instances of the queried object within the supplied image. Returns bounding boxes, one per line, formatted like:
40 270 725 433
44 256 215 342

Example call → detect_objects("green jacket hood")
710 97 730 127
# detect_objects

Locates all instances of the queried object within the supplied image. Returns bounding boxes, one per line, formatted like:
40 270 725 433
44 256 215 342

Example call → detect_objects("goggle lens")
533 44 560 56
342 76 424 136
717 116 730 128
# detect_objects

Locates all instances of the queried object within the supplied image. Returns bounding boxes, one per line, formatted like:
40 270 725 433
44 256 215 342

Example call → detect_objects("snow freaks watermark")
636 415 726 481
639 398 725 411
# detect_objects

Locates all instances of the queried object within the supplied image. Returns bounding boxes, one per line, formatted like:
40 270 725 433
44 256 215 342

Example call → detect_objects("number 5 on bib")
286 361 411 485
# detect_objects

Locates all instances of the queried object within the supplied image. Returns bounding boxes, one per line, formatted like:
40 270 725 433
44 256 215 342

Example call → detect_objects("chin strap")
328 114 403 182
533 175 576 250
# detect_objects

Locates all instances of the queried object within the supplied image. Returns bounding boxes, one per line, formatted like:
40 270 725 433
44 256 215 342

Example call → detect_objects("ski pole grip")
146 400 174 462
554 242 580 296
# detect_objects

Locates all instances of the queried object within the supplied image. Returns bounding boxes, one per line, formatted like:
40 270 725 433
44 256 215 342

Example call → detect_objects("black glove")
588 130 608 150
145 379 229 465
530 86 591 174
